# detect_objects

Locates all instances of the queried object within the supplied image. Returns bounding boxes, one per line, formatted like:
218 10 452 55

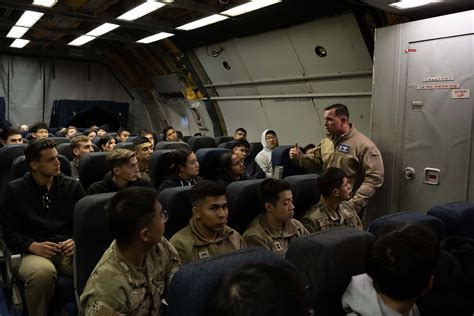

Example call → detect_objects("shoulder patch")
337 144 350 153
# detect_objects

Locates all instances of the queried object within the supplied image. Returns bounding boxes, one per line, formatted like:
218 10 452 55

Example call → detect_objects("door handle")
403 167 415 180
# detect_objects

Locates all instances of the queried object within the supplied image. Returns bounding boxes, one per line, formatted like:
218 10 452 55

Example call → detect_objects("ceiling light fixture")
221 0 281 17
6 26 29 39
68 35 95 46
177 14 229 31
10 39 30 48
86 23 120 37
16 11 44 27
137 32 174 44
32 0 58 7
388 0 439 9
117 1 166 21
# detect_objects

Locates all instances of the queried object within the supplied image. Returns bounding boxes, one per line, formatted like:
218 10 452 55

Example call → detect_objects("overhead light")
117 1 166 21
68 35 95 46
388 0 439 9
10 39 30 48
221 0 281 17
32 0 57 7
16 10 44 27
87 23 120 37
137 32 174 43
177 14 228 31
6 26 29 39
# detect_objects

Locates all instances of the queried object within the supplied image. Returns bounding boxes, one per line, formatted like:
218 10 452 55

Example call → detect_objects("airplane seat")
73 193 116 310
285 227 375 316
195 148 231 180
154 141 190 150
284 174 320 220
48 133 55 137
48 127 58 134
0 144 26 198
188 136 216 152
427 201 474 238
149 149 176 189
11 154 71 180
271 146 307 178
105 132 117 137
217 140 235 149
78 152 109 191
91 143 99 152
182 135 192 143
157 186 193 240
226 179 265 234
214 136 233 145
114 141 133 150
168 247 297 316
368 211 447 242
249 142 263 160
57 142 74 161
91 136 101 146
127 136 138 143
48 137 70 145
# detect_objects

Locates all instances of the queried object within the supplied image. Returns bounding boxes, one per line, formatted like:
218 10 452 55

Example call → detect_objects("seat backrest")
214 136 233 146
427 201 474 238
158 186 193 239
57 142 74 161
0 144 26 198
114 141 133 150
149 149 176 189
284 174 320 219
168 248 297 316
195 148 231 180
183 135 192 143
154 141 190 151
368 211 447 242
11 154 71 180
226 179 265 234
271 146 306 178
249 142 263 160
48 137 70 145
217 140 235 149
73 193 115 296
285 227 375 316
188 136 216 151
79 152 109 191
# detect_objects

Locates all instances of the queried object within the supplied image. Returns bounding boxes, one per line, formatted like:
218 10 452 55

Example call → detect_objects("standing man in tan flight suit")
289 103 384 217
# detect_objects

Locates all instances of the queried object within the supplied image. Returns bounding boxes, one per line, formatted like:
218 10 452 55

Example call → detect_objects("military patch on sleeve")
90 301 121 316
274 241 283 252
198 250 210 259
337 144 350 153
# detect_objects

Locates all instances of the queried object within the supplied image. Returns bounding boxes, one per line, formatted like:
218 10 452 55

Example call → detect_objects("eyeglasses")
161 210 168 223
42 193 52 216
265 135 277 140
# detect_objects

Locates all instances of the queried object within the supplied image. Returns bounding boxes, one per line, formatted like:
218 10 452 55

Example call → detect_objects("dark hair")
25 138 56 163
98 135 114 151
367 224 439 300
317 167 347 197
1 127 21 141
171 148 193 174
139 129 152 137
265 130 276 137
176 130 183 140
106 187 159 245
83 129 96 137
30 122 48 133
70 135 90 151
190 181 226 206
117 128 130 135
258 178 291 209
107 148 136 172
218 152 234 175
324 103 350 118
232 139 250 150
235 128 247 135
132 136 152 151
163 126 175 139
207 263 308 316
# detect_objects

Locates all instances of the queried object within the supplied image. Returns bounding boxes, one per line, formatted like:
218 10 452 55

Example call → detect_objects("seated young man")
163 126 178 141
117 128 131 143
233 127 247 141
81 187 181 315
70 134 94 179
243 179 308 256
301 167 362 233
87 148 151 194
342 224 439 316
1 127 23 145
133 136 153 182
170 181 246 264
232 139 265 179
28 122 49 140
255 129 279 178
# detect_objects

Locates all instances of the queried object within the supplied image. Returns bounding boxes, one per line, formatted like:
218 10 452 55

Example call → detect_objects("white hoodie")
255 129 275 178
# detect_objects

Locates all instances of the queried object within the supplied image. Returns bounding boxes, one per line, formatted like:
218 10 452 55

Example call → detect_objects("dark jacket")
158 174 202 192
245 157 265 179
217 173 252 188
87 171 152 195
2 172 85 253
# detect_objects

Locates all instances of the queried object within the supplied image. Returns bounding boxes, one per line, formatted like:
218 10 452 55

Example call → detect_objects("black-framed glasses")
42 193 52 216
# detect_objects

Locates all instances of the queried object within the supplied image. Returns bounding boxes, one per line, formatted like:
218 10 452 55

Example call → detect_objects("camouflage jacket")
80 239 180 316
243 214 309 256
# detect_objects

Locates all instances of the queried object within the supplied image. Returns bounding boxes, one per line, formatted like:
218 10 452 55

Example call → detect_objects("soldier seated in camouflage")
170 181 246 264
80 187 181 315
243 179 309 256
301 167 363 233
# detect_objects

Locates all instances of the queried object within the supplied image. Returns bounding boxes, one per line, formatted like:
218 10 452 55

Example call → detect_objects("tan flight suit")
292 124 384 214
170 218 246 265
301 198 363 233
243 214 309 256
80 239 180 316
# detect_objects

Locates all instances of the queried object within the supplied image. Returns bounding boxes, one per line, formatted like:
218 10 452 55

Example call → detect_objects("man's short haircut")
367 224 439 301
117 128 130 135
139 129 152 137
83 128 96 137
206 263 308 316
232 139 250 150
258 178 291 209
106 187 159 245
324 103 350 118
265 130 276 137
1 127 21 141
70 135 90 150
317 167 347 197
235 127 247 135
107 148 136 171
190 181 226 207
98 135 114 149
163 126 174 138
25 138 56 163
132 136 152 151
171 148 193 173
30 122 48 133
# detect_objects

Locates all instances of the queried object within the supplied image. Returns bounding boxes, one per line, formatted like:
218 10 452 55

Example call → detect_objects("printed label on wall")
451 89 470 99
417 83 460 90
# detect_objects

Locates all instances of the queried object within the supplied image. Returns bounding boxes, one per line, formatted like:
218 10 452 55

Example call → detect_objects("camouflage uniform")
138 169 151 182
301 198 363 233
170 218 246 265
80 239 180 316
291 124 384 213
243 214 309 256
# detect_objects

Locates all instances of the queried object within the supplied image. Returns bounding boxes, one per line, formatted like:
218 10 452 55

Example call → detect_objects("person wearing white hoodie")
255 129 279 178
342 224 439 316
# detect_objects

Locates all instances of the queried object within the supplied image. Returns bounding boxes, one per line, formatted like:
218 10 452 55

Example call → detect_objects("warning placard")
417 83 460 90
451 89 470 99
